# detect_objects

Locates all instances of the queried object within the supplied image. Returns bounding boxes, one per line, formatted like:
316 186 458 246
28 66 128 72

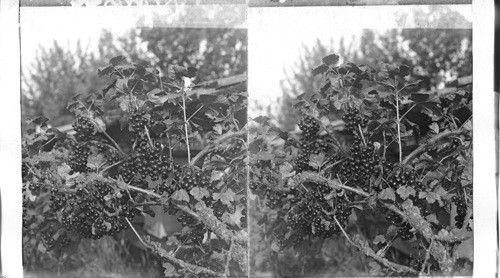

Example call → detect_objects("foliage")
22 27 247 130
22 56 248 277
249 54 473 276
277 6 471 131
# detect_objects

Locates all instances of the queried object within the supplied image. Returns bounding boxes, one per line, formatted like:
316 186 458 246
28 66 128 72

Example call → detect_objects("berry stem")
181 85 191 164
395 91 403 163
100 129 126 157
357 124 367 147
143 125 155 149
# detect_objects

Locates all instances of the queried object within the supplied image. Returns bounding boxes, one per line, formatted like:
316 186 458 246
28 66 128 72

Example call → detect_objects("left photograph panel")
20 2 248 277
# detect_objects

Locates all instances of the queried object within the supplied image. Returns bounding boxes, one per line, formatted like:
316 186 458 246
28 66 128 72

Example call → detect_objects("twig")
186 104 204 123
144 125 155 149
399 103 416 121
358 124 367 147
402 129 470 164
126 218 148 247
101 160 124 174
100 130 126 156
395 90 403 163
333 216 418 274
301 172 370 197
181 86 192 164
190 130 247 166
420 239 434 275
141 233 224 276
224 238 234 277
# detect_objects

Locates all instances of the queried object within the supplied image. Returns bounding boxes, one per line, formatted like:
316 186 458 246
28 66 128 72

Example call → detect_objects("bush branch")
402 129 470 164
190 130 247 166
333 215 418 275
141 234 224 277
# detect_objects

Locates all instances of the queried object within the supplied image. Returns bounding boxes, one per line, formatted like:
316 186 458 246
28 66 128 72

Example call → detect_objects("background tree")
22 27 247 130
277 6 471 131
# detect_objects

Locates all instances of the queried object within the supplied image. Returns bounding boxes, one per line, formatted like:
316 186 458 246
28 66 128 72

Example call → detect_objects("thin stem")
186 104 204 123
181 86 191 164
101 130 126 156
224 238 234 277
399 103 416 121
395 91 402 163
144 126 154 149
101 160 124 174
126 218 148 247
357 124 367 147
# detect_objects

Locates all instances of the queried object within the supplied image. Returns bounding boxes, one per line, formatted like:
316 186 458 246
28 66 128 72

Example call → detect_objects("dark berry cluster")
386 168 418 190
129 110 149 134
68 142 90 173
337 138 380 192
50 181 139 242
397 222 414 241
72 116 95 142
28 182 41 196
452 195 467 228
298 115 320 140
156 164 210 196
341 107 367 132
119 138 171 182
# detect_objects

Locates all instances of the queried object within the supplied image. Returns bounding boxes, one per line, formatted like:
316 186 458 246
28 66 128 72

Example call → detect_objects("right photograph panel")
248 4 473 277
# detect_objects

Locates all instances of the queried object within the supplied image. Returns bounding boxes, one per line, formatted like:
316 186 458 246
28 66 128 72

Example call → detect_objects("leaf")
87 154 105 170
429 122 439 134
398 65 410 77
309 153 326 168
109 55 127 66
32 153 55 162
213 124 223 135
213 189 235 206
162 262 177 277
425 214 439 224
98 65 114 77
454 238 473 261
396 186 416 199
228 206 245 227
279 163 295 179
379 188 396 201
373 235 386 245
210 170 224 182
252 116 270 125
190 187 210 201
322 54 339 66
312 64 329 76
416 102 443 120
254 152 274 161
369 261 383 276
172 189 190 203
419 191 442 205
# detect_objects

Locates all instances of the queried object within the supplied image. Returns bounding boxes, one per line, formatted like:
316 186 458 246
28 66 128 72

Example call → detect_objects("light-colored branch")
420 239 434 275
190 130 247 166
224 238 234 277
333 215 418 275
402 129 470 164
